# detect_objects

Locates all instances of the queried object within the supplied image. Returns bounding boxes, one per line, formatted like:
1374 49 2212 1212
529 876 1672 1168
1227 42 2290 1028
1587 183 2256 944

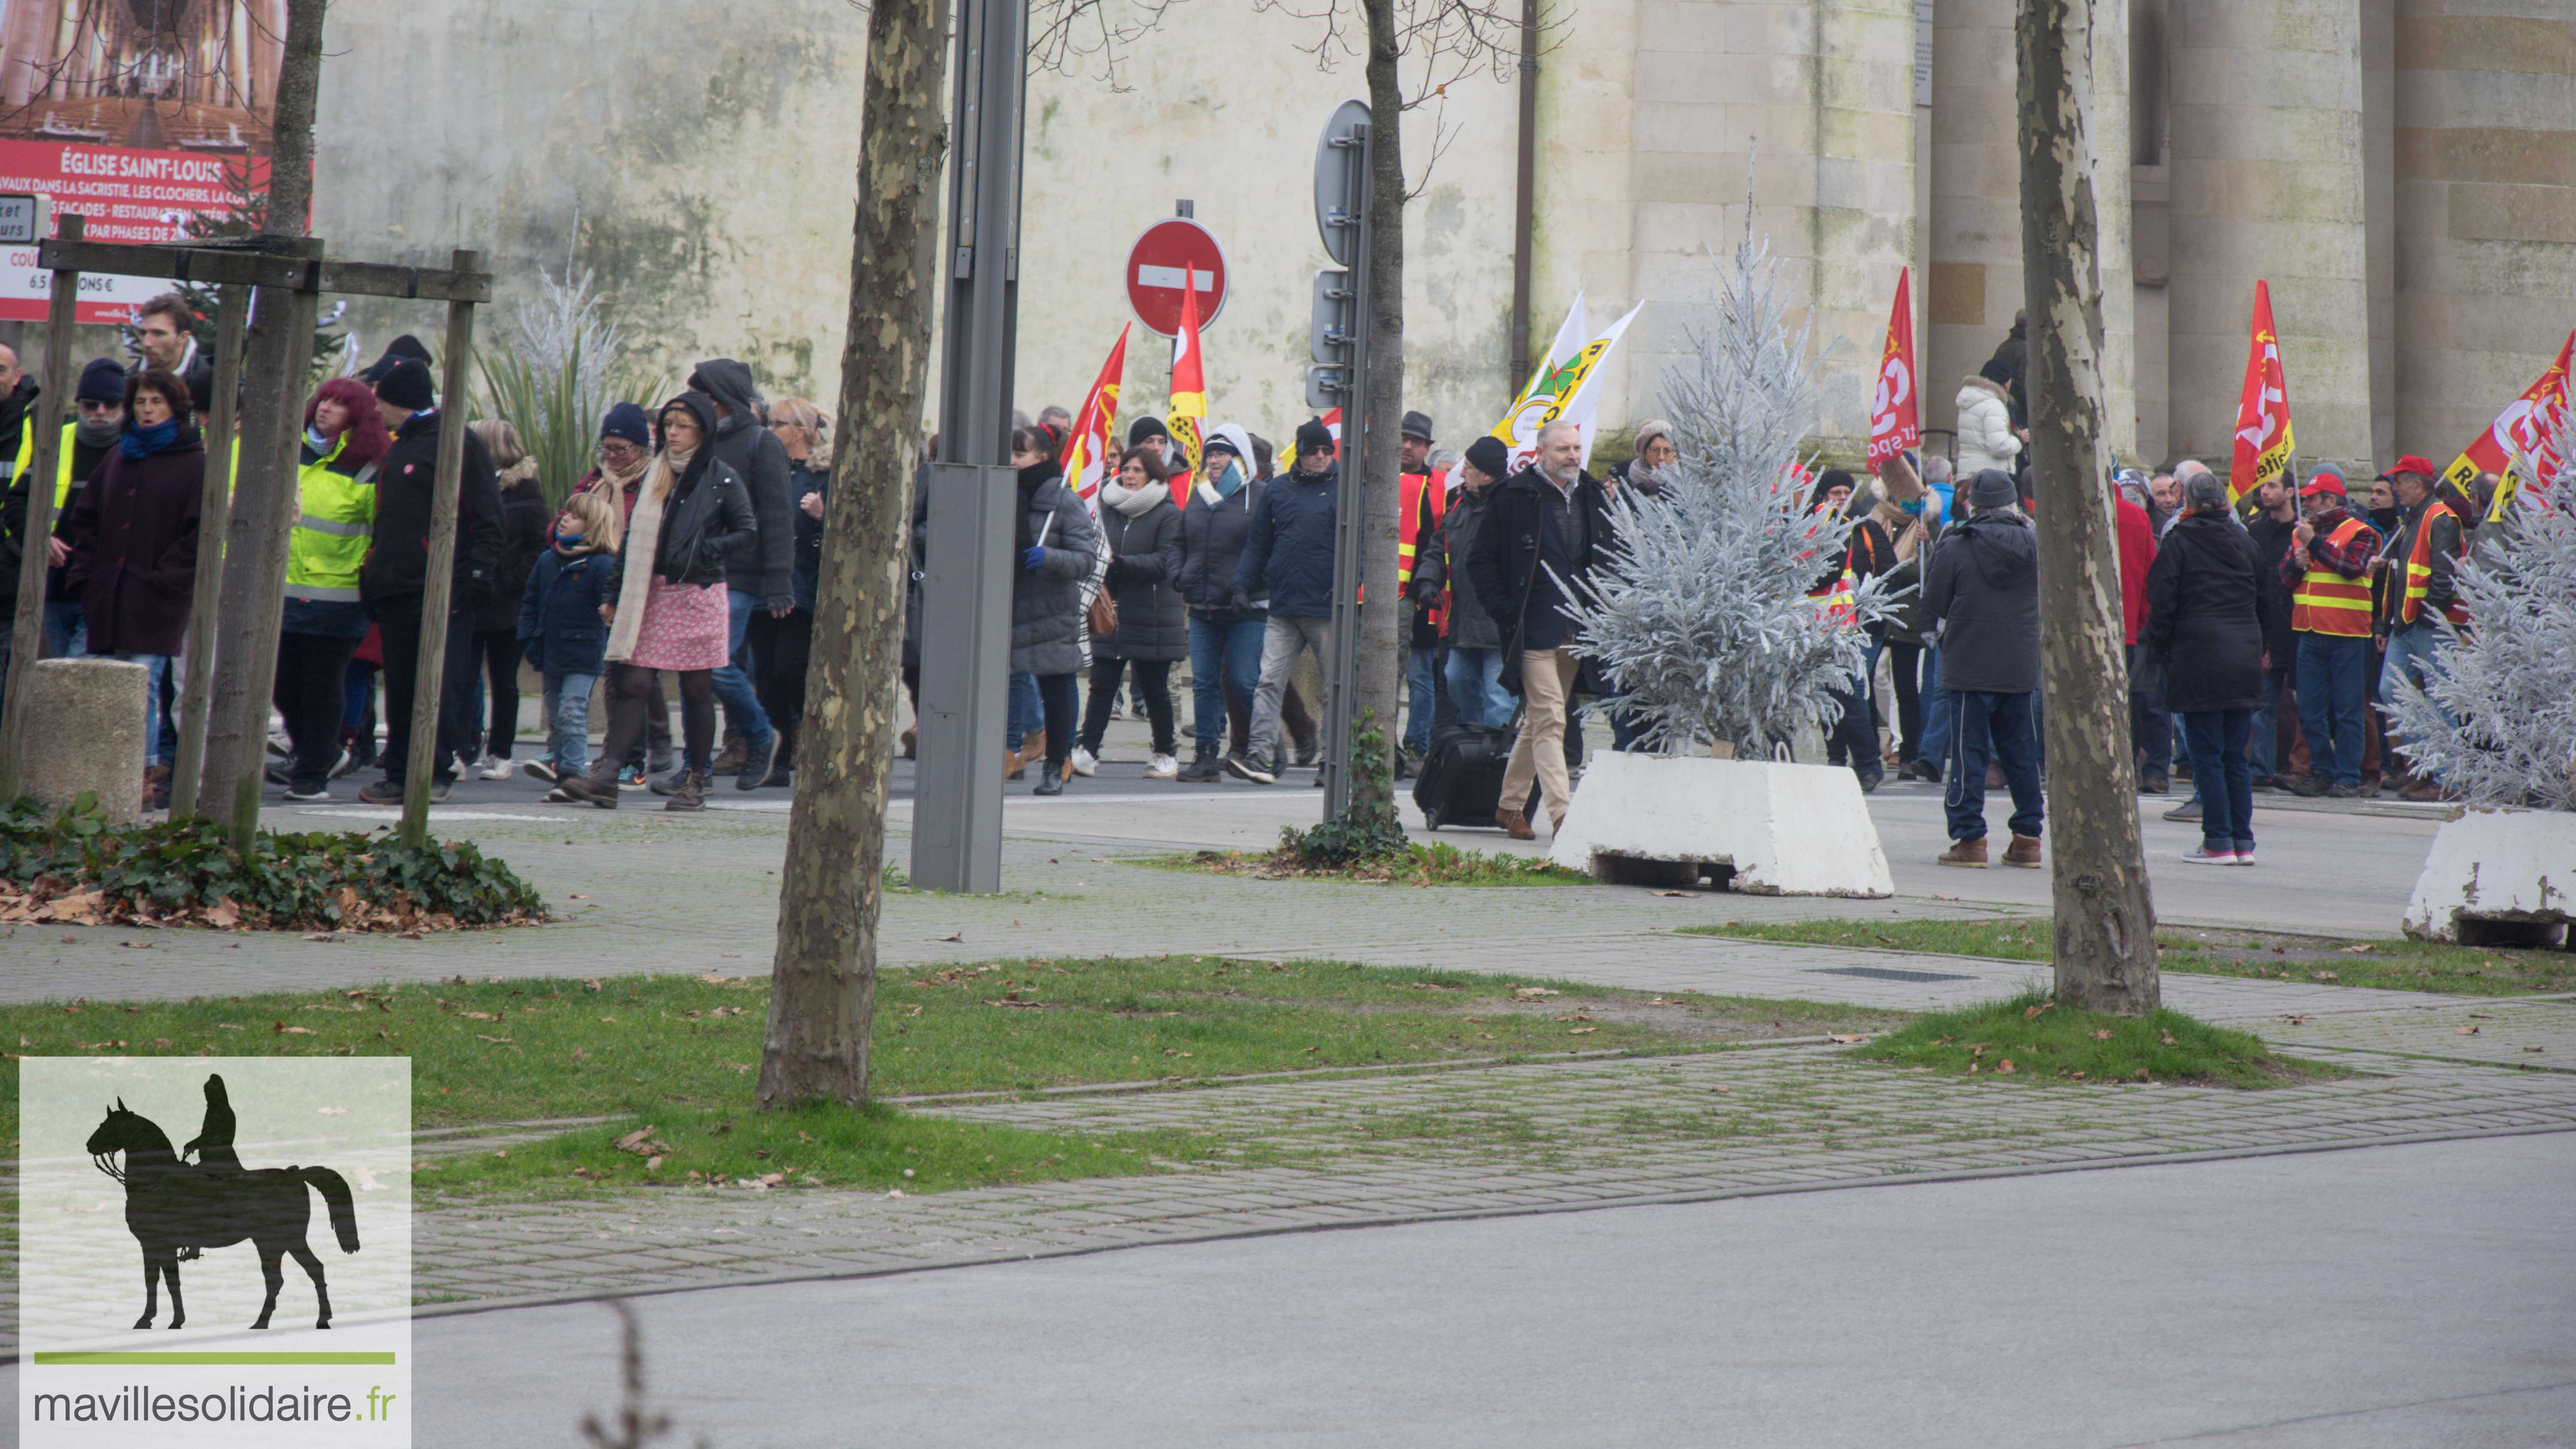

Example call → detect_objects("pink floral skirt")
625 580 731 671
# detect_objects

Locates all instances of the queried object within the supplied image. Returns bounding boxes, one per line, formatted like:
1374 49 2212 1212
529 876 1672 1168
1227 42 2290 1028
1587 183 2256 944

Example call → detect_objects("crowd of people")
0 304 2485 852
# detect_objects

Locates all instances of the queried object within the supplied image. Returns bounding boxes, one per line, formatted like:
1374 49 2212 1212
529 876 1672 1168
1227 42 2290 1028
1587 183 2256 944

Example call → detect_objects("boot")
663 769 710 812
711 733 749 774
2002 834 2043 868
556 765 623 810
1177 747 1223 782
1496 807 1537 841
1937 837 1988 868
1032 759 1066 796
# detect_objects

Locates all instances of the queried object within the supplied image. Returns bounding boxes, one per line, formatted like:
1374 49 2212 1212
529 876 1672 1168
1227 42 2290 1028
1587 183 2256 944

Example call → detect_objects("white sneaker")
2181 844 2236 865
477 756 515 781
1068 746 1098 778
2229 846 2257 866
1143 752 1179 779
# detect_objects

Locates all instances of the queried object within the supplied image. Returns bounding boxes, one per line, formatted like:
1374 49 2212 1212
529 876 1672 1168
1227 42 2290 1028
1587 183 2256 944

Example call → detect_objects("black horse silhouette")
84 1080 359 1331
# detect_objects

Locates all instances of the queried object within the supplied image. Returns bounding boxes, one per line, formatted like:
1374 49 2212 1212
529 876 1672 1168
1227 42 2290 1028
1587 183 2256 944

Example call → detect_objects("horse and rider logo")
83 1073 361 1332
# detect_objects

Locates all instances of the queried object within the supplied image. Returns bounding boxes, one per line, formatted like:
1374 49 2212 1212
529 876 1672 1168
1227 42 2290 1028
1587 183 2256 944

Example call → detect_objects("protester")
356 334 433 386
747 397 828 790
61 368 202 804
128 294 214 412
465 420 549 780
2281 471 2379 797
518 490 620 793
1075 446 1185 780
1923 469 2043 868
684 359 793 791
1173 424 1266 781
558 393 756 812
1613 419 1679 497
2145 473 2264 864
1414 434 1513 728
1954 361 2021 478
1468 419 1611 838
1396 410 1444 775
2374 455 2464 802
2236 466 2303 797
1807 469 1887 789
1005 422 1097 796
1230 421 1338 786
356 358 502 806
1127 416 1184 478
3 358 127 665
270 377 389 799
575 401 668 785
2114 475 2169 793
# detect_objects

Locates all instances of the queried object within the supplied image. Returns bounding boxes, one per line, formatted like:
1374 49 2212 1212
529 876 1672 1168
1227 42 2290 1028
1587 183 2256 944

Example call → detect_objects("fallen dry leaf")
570 1048 589 1062
2160 1030 2178 1046
935 932 964 943
2277 1014 2308 1026
273 1022 315 1036
2023 1002 2054 1019
1650 890 1693 898
613 1126 671 1157
1996 1058 2016 1074
2339 943 2375 954
1512 987 1561 1000
2311 971 2338 981
582 979 602 992
1567 1026 1598 1036
2089 1028 2114 1041
2456 1025 2480 1035
1825 1033 1870 1045
474 1034 512 1044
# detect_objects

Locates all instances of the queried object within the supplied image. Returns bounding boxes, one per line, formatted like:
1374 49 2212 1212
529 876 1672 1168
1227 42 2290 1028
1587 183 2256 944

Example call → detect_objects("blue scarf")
120 419 180 461
1208 459 1246 499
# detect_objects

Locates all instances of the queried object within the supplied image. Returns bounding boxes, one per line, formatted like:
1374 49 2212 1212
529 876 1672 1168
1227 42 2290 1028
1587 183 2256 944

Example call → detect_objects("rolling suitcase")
1413 720 1539 831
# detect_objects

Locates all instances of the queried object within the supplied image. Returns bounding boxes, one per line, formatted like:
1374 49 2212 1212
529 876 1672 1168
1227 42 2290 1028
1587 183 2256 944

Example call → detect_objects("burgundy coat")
64 430 205 657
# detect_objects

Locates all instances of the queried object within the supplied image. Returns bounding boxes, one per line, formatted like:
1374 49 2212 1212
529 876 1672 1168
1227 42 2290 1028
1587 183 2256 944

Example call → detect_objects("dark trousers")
273 631 361 787
2181 709 2255 851
373 597 478 787
2294 632 2370 786
2125 641 2172 778
1082 656 1175 755
1943 689 2044 841
621 675 675 769
1825 678 1880 779
598 663 714 777
474 626 522 759
1033 671 1078 766
1887 641 1925 763
749 608 813 766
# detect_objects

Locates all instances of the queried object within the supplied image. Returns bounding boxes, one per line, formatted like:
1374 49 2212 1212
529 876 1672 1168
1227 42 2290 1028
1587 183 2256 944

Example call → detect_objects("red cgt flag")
2228 280 2294 505
1060 324 1130 519
2444 329 2571 515
1865 268 1920 468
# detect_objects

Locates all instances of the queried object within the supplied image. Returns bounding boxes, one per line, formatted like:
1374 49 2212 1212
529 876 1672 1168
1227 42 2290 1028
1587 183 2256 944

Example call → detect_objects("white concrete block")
2403 807 2576 944
1546 752 1894 898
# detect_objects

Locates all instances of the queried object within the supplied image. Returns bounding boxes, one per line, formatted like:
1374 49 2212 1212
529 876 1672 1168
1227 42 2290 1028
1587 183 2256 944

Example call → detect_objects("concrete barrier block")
21 657 148 826
1547 751 1894 897
2402 806 2576 947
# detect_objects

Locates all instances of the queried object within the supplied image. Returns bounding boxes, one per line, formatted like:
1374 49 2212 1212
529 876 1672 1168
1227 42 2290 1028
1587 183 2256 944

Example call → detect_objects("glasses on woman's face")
598 440 641 464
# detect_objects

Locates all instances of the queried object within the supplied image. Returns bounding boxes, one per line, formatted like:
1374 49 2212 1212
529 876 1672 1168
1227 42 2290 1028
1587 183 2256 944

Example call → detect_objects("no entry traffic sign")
1127 218 1228 337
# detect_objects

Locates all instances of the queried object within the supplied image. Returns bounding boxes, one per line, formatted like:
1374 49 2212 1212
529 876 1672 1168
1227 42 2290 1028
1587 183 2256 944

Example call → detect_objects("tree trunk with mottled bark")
1351 0 1404 815
757 0 950 1107
2017 0 2159 1012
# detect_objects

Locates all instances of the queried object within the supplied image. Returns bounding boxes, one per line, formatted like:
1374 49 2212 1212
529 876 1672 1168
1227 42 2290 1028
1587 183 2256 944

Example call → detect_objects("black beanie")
1464 435 1510 479
1128 416 1170 447
359 334 433 383
76 358 126 404
374 357 435 412
1295 418 1334 456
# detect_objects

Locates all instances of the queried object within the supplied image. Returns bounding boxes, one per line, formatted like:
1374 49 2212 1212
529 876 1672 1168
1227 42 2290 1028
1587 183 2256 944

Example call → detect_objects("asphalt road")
405 1133 2576 1448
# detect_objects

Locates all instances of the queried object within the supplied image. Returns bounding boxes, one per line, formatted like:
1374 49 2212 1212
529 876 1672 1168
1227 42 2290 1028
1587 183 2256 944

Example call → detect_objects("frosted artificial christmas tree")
2390 420 2576 942
1542 239 1896 896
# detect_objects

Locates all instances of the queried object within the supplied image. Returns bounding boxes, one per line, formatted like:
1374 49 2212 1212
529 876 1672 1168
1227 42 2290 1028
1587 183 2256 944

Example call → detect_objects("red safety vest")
1398 468 1449 629
2290 517 2374 637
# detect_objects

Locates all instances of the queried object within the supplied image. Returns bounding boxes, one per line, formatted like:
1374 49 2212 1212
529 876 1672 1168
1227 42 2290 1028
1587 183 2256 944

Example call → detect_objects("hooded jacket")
518 532 618 678
1234 454 1338 619
689 358 796 609
361 407 504 614
1920 506 2040 693
2144 512 2264 714
1009 457 1100 676
1954 374 2021 478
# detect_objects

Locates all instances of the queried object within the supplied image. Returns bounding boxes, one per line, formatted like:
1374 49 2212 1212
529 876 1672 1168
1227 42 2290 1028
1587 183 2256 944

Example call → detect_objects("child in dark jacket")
519 491 620 791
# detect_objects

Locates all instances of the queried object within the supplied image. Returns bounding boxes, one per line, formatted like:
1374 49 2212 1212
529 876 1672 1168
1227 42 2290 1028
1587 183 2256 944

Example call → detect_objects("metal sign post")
1312 100 1371 817
911 0 1029 895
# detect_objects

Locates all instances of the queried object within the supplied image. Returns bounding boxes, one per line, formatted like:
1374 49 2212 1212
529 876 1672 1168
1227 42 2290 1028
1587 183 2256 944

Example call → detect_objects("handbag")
1088 582 1120 638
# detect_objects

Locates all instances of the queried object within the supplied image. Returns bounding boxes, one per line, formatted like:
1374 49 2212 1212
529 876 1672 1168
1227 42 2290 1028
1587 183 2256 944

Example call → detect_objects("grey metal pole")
167 283 249 817
909 0 1027 894
1321 123 1371 817
0 214 82 799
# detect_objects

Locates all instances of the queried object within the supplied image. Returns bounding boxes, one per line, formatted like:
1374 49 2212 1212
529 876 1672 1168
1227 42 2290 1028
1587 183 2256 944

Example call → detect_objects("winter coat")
1953 375 2021 478
649 457 757 590
477 465 550 633
1415 481 1502 650
1235 461 1339 619
2143 513 2264 714
1092 495 1185 662
1466 465 1614 692
1876 513 1943 645
517 543 617 678
2245 511 2298 666
1175 477 1265 620
1009 462 1099 677
62 426 204 657
787 460 826 613
692 359 796 608
1920 508 2040 694
361 409 504 616
0 418 115 617
2116 495 2157 646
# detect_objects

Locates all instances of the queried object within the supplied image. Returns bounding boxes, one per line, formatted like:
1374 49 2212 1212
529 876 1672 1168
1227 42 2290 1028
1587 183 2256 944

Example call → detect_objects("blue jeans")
1006 671 1041 751
1943 689 2044 841
1403 645 1439 753
2246 663 2293 778
544 670 599 778
1188 615 1265 753
1443 646 1514 729
43 600 85 658
713 587 773 749
2381 625 2453 729
114 652 176 766
2293 633 2370 785
2181 709 2255 852
1915 647 1951 767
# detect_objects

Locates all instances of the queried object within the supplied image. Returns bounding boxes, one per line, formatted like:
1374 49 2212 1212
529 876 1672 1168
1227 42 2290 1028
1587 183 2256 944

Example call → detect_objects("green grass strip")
32 1352 397 1364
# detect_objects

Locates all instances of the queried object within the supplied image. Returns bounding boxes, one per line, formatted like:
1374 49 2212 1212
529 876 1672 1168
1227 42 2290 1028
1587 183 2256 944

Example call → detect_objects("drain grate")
1808 965 1977 984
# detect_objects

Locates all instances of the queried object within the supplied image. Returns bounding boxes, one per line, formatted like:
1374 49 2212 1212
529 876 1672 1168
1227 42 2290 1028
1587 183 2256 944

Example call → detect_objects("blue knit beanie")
598 401 651 448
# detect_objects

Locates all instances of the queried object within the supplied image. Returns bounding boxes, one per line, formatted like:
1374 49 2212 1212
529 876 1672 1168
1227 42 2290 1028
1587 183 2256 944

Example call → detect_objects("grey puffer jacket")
1413 482 1501 650
1092 494 1185 662
1010 462 1099 676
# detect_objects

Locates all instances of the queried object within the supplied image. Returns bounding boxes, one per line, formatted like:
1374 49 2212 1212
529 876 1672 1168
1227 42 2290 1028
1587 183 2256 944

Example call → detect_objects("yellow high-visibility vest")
282 434 379 604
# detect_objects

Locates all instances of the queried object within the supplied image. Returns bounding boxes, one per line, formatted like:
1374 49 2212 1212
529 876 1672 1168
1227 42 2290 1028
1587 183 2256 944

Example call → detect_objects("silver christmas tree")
2385 416 2576 811
1562 238 1890 753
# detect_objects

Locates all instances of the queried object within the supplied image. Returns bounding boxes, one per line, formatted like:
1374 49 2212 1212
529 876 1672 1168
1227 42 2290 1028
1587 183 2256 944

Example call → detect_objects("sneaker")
2163 798 2202 822
651 766 688 797
283 780 330 802
477 755 514 781
1291 741 1319 769
329 750 368 780
736 732 780 791
1904 758 1941 784
2229 844 2257 866
1068 746 1099 778
648 748 676 775
522 758 562 785
2182 843 2236 864
264 762 291 786
1222 752 1276 785
1937 838 1988 868
1177 749 1223 783
2287 775 2330 798
2327 782 2364 799
617 763 648 792
355 778 404 806
543 785 576 803
1854 766 1883 794
2139 772 2170 795
1143 752 1180 780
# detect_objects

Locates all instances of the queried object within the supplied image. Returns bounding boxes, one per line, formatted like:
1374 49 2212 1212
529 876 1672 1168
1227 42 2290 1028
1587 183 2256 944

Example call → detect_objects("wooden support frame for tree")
0 223 489 853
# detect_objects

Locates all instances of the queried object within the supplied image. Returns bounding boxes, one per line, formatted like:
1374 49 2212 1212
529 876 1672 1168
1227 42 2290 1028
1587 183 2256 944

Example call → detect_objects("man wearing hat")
354 357 503 805
1921 469 2045 867
2373 455 2463 801
1394 410 1445 774
2279 468 2381 797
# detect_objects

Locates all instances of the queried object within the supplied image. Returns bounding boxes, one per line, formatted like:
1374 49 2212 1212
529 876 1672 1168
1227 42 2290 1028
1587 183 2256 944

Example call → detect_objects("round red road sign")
1126 218 1228 337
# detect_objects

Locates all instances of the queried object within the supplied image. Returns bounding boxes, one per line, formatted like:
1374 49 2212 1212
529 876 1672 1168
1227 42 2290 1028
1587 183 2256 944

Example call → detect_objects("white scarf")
604 447 693 662
1100 476 1168 517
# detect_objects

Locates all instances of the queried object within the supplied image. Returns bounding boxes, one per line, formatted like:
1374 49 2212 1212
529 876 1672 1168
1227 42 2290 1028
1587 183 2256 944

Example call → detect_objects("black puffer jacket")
1921 507 2039 693
1093 495 1185 662
690 358 795 608
2144 513 2264 714
477 467 550 632
361 408 503 614
1175 479 1264 620
1413 482 1501 650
